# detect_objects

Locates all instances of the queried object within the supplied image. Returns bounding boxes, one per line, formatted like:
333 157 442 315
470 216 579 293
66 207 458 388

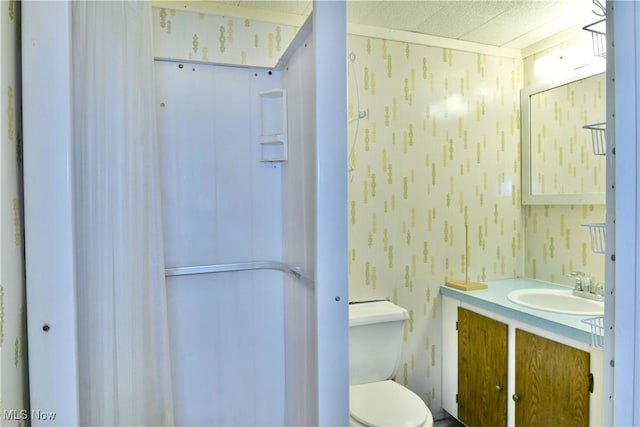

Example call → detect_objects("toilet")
349 300 434 427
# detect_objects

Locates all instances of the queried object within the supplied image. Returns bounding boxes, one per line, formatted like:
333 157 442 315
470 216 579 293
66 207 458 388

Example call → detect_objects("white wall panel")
281 25 318 425
155 61 285 426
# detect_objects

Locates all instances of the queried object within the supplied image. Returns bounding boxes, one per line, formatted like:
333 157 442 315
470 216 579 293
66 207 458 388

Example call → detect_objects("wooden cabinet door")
458 307 508 427
515 329 590 427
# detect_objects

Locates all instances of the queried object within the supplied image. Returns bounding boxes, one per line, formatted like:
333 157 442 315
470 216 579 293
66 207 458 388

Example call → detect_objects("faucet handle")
595 282 604 297
567 271 585 291
583 273 592 292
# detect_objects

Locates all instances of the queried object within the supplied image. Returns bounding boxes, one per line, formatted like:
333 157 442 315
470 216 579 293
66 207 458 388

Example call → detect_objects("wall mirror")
521 68 606 205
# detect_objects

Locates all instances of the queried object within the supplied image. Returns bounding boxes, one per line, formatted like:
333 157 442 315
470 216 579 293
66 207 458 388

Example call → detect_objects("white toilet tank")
349 300 409 385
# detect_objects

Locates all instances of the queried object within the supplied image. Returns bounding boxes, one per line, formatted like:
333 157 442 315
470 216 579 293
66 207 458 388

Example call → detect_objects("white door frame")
612 1 640 425
313 0 349 424
22 2 80 426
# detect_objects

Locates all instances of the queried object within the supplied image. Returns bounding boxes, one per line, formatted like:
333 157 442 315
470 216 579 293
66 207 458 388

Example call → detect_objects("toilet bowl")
349 380 434 427
348 301 434 427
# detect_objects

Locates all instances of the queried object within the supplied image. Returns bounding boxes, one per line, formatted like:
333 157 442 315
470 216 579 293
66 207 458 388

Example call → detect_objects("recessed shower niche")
259 88 288 162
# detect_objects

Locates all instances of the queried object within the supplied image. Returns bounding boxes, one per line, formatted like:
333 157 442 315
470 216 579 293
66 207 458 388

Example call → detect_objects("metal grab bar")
164 261 314 287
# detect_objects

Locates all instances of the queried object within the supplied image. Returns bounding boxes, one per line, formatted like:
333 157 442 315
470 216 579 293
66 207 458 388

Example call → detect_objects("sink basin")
507 288 604 316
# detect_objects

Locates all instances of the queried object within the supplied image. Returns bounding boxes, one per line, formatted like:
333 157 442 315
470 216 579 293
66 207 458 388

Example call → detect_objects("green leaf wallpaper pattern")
7 85 14 141
228 20 234 43
529 73 605 196
153 7 296 69
13 197 21 246
347 34 523 409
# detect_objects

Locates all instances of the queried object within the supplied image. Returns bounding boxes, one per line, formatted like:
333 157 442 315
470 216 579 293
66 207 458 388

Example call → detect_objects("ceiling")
210 1 604 50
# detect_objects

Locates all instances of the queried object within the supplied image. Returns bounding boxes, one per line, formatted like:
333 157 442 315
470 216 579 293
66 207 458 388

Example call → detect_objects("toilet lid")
350 380 428 427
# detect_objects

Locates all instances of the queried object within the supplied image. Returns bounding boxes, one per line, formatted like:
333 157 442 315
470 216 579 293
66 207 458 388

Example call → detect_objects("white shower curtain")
72 2 174 425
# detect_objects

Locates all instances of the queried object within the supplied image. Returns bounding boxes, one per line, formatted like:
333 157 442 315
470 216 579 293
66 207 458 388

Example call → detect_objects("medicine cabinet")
521 68 606 205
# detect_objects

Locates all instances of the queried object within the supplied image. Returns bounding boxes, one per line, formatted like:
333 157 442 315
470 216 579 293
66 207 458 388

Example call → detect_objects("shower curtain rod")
165 261 314 287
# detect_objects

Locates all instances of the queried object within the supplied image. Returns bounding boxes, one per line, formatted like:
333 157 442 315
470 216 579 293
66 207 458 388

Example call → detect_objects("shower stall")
22 2 347 426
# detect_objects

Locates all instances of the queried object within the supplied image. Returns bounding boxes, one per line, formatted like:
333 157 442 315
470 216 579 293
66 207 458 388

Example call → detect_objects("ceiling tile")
357 1 444 31
412 1 512 40
207 0 606 51
463 0 595 48
347 0 384 24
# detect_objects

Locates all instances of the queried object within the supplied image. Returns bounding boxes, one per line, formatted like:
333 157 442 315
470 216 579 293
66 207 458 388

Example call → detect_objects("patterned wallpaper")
522 33 606 286
1 0 29 422
346 36 523 416
152 5 607 419
153 7 298 67
524 204 606 285
529 73 605 196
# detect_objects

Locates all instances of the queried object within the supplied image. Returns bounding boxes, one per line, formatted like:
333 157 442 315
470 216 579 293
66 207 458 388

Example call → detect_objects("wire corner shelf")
583 18 607 59
582 122 607 156
581 222 606 254
582 316 604 348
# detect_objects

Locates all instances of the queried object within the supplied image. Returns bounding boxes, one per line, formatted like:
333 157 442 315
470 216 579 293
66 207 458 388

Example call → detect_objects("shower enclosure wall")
156 61 290 425
155 13 324 425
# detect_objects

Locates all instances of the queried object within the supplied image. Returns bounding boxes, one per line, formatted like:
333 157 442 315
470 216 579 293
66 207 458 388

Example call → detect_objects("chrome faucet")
567 271 603 301
567 271 587 291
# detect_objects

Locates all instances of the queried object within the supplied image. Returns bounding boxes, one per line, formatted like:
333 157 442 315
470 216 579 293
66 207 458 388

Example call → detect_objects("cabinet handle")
512 394 520 402
495 385 503 392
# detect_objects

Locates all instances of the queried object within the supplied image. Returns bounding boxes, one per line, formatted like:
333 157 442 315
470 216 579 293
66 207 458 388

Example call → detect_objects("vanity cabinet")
457 307 508 427
442 296 601 427
515 329 590 427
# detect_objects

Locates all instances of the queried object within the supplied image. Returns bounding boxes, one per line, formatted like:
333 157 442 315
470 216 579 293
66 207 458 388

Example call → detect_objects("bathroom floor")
434 415 465 427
